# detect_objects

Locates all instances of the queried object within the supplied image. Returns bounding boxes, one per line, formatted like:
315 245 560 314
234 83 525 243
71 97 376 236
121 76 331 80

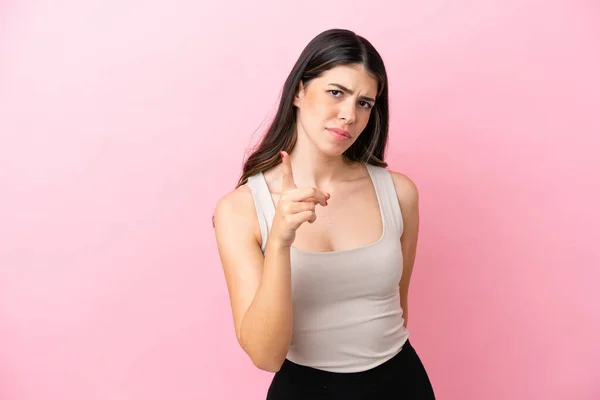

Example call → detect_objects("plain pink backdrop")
1 1 599 399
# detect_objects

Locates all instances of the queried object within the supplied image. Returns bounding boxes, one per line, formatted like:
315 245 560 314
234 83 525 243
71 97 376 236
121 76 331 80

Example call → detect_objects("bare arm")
213 188 293 372
214 152 328 372
391 172 420 329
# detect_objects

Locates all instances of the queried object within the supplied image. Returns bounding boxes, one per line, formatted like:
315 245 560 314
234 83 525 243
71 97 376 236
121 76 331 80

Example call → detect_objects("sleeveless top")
244 164 410 373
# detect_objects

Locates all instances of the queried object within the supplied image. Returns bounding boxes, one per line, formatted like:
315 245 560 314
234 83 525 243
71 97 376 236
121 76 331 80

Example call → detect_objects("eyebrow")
328 83 376 103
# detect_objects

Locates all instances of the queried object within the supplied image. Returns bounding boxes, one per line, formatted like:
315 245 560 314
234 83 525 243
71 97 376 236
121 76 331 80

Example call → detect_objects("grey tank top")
245 163 410 373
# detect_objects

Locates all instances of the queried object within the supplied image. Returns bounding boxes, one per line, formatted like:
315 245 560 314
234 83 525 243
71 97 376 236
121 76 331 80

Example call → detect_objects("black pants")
266 339 435 399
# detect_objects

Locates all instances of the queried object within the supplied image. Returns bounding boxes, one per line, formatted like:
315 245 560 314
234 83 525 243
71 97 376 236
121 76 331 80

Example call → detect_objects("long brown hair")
236 28 390 188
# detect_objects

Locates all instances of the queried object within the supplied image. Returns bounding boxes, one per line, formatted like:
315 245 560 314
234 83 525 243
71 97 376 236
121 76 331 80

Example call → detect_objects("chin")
318 142 351 157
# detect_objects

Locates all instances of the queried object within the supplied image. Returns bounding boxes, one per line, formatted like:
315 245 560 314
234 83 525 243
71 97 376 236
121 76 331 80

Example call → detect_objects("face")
293 64 379 156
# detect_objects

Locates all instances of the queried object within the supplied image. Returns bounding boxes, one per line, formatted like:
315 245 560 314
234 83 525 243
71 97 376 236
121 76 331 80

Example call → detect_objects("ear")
293 81 304 107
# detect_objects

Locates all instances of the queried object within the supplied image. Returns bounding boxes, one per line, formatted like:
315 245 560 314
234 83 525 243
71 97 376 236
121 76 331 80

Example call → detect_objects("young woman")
213 28 435 399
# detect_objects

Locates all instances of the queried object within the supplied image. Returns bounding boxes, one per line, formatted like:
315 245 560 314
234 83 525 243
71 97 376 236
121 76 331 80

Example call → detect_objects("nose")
338 99 356 125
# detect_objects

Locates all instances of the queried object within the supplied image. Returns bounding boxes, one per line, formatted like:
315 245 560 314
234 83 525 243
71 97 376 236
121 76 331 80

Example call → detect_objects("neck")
288 126 354 188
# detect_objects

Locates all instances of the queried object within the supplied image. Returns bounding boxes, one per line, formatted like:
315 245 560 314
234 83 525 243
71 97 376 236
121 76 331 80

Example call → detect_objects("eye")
359 101 373 109
327 90 343 97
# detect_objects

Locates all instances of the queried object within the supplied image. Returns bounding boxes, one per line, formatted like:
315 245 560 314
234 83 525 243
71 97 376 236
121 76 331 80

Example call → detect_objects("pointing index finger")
280 151 296 190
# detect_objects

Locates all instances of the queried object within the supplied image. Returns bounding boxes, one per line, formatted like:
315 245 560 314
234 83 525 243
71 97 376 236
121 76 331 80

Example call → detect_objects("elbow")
250 355 284 373
243 343 285 372
237 324 289 372
238 334 285 372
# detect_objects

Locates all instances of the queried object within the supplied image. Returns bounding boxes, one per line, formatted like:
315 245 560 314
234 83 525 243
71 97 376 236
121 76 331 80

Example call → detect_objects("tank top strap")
365 164 404 237
245 166 403 252
245 172 276 253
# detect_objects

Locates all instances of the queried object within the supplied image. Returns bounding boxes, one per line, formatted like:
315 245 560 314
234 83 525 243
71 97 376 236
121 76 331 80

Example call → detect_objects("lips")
327 128 351 138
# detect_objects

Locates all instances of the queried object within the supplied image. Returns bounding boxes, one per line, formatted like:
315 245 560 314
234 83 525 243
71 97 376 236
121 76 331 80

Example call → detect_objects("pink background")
1 1 599 399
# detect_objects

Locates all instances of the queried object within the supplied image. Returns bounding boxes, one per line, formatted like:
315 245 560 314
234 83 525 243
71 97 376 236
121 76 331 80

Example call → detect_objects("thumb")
280 151 296 190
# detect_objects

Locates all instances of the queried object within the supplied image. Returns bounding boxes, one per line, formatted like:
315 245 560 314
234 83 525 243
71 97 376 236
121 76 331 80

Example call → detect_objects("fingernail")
280 151 284 158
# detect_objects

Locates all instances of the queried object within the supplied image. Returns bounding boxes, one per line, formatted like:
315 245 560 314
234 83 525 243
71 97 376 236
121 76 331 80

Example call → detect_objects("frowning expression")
293 64 379 155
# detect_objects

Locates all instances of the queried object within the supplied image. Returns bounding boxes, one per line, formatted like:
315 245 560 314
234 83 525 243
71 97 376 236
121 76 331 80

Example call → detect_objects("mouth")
326 127 351 140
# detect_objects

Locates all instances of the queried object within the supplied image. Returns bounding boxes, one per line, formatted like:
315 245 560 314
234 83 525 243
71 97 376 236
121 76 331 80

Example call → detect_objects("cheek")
357 110 372 128
305 96 333 124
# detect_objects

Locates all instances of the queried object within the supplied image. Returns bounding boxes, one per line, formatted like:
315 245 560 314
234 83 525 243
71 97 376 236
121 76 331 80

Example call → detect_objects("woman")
213 28 435 399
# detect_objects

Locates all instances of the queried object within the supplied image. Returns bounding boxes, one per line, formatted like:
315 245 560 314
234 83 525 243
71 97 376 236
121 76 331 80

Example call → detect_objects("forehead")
316 64 378 95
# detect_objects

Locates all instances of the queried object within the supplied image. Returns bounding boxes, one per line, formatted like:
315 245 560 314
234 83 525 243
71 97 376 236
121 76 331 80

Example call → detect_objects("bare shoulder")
213 184 261 242
388 170 419 246
388 170 419 210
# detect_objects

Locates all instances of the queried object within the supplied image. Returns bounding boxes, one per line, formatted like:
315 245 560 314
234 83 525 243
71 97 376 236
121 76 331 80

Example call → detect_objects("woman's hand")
269 151 330 249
